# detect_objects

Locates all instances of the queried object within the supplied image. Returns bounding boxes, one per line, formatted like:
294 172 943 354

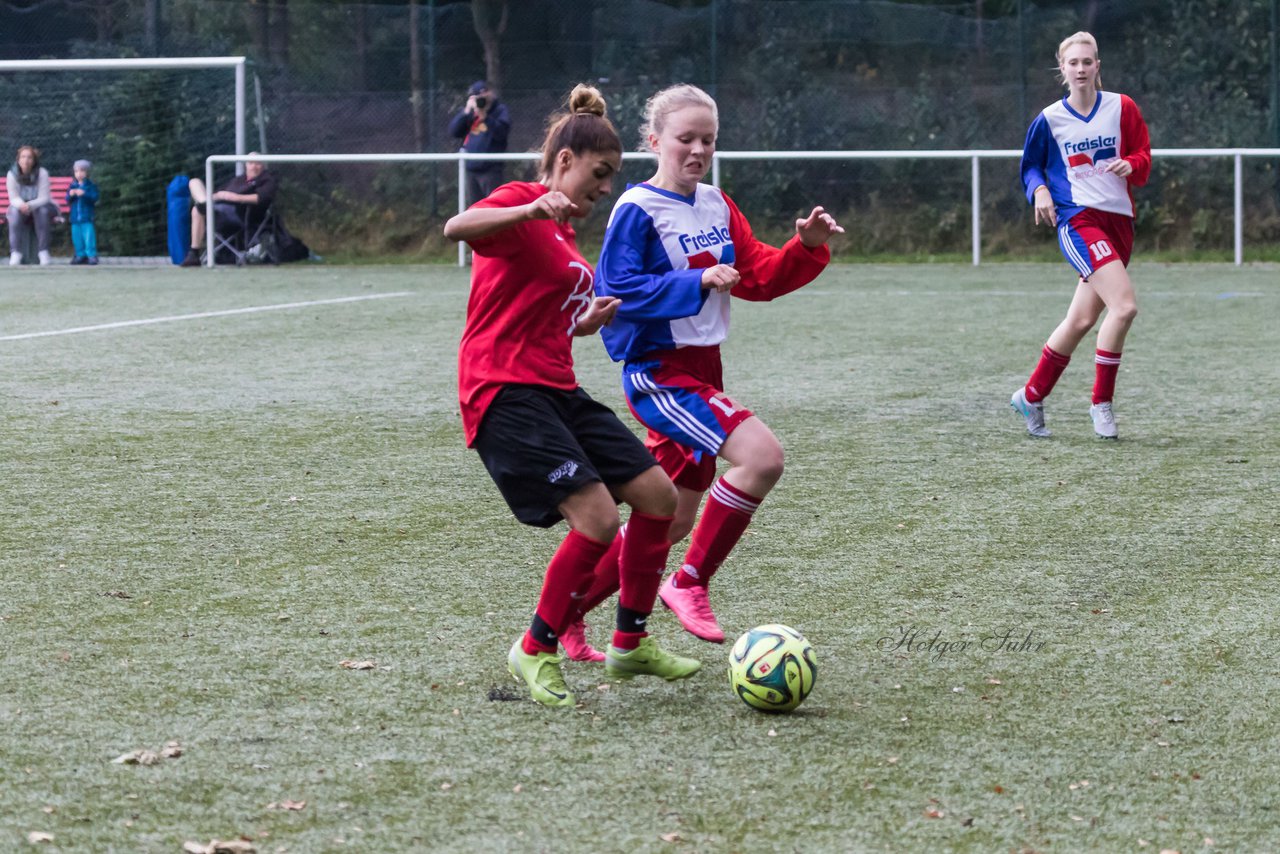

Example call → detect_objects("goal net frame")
0 56 247 164
0 56 247 260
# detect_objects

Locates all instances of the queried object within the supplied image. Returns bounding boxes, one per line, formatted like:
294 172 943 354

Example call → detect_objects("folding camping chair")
211 202 279 265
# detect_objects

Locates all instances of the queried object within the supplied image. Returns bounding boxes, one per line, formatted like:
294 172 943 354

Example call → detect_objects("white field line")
0 292 415 342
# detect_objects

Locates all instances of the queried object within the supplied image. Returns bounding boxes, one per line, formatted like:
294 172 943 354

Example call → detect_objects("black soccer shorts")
474 384 658 528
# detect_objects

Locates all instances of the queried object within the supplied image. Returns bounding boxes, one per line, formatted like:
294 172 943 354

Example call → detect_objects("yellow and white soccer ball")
727 624 816 713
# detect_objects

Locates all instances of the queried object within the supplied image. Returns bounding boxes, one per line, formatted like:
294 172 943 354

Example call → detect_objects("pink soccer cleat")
560 616 605 662
658 573 725 643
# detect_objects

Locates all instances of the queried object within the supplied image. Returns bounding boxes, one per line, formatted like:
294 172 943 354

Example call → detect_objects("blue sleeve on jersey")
1021 114 1052 204
597 202 706 321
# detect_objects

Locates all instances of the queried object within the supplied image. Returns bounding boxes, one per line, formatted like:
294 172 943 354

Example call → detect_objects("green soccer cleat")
605 636 702 681
507 638 575 707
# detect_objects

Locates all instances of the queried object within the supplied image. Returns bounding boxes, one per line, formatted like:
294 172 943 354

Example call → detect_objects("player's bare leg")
1014 279 1106 437
1082 262 1137 438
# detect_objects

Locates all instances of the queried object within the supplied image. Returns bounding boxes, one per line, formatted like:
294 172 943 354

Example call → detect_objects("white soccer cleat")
1010 387 1051 438
1090 401 1118 439
9 252 21 266
37 250 52 266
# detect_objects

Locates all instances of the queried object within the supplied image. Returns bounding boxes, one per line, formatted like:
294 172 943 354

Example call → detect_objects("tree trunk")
94 0 113 42
246 0 269 62
269 0 289 67
352 3 368 91
143 0 160 54
410 0 426 152
471 0 508 93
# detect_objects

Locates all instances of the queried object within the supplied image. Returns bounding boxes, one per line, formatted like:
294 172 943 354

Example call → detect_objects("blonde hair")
1056 31 1101 89
538 83 621 178
638 84 718 150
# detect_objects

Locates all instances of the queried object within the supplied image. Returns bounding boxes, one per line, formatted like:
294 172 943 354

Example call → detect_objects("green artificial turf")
1 262 1277 853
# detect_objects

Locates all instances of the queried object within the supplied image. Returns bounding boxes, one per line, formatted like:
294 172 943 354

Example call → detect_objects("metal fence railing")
207 149 1280 268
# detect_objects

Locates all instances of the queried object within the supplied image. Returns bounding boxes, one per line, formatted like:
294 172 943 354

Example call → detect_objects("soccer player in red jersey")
1012 32 1151 440
444 85 700 707
558 84 843 657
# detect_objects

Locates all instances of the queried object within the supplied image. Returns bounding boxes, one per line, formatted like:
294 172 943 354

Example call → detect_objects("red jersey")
457 181 597 446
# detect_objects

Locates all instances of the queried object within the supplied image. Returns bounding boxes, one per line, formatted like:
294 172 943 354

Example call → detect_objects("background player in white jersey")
558 84 842 657
1012 31 1151 439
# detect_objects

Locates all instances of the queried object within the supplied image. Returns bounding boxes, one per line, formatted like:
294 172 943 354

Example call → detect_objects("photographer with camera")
448 80 512 204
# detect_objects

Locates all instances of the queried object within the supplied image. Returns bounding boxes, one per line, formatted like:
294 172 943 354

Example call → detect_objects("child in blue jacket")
67 159 100 265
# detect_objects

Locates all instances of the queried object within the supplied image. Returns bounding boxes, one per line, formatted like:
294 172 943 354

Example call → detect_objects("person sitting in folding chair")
181 154 277 267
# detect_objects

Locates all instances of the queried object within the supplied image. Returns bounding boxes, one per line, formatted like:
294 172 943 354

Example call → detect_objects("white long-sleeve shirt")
6 167 52 209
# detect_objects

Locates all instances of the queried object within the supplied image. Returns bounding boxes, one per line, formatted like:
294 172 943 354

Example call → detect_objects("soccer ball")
727 624 816 713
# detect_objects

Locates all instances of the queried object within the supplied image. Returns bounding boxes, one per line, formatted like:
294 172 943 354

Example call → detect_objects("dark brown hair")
13 145 41 183
538 84 622 179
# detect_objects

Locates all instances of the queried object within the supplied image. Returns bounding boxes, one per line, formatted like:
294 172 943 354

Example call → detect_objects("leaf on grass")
279 800 306 811
339 659 377 670
923 808 945 819
182 841 257 854
660 832 683 843
27 831 54 843
113 750 160 766
161 741 183 759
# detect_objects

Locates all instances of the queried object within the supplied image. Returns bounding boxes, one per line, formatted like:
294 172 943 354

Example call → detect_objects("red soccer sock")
523 529 609 656
576 526 624 618
1092 348 1122 404
1025 345 1071 403
673 477 761 589
612 511 673 648
611 630 646 651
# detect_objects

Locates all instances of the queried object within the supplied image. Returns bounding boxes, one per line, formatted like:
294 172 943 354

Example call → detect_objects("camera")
475 96 488 109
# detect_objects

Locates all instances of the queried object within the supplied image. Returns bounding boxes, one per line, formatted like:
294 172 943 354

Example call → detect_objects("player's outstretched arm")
795 206 844 247
443 192 578 243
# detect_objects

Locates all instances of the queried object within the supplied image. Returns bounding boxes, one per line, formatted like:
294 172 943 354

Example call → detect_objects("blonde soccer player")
1011 31 1152 439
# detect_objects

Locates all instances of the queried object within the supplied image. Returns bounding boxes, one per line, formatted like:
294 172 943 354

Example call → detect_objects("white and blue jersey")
595 182 829 364
1020 91 1152 223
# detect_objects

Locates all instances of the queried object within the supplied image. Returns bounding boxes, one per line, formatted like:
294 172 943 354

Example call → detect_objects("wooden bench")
1 175 74 224
1 176 74 262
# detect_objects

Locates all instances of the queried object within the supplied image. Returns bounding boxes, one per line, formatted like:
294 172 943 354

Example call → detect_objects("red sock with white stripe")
1025 345 1071 403
673 477 761 590
613 511 674 650
522 530 609 656
1092 348 1122 404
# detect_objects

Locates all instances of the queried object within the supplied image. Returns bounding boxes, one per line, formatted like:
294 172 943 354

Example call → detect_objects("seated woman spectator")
181 153 276 266
6 145 55 266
